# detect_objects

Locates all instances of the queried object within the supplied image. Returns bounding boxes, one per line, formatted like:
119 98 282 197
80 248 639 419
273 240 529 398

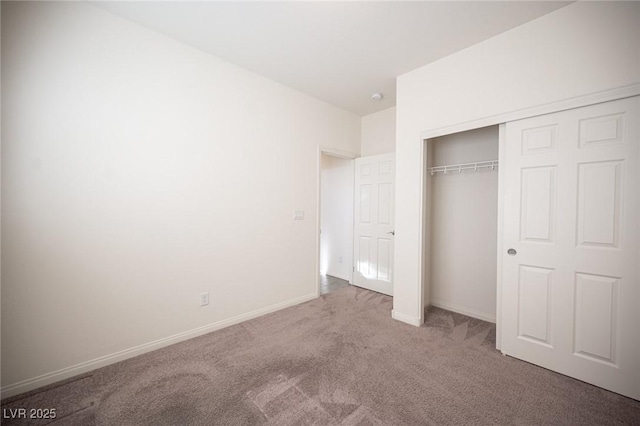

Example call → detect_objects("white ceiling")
94 1 571 116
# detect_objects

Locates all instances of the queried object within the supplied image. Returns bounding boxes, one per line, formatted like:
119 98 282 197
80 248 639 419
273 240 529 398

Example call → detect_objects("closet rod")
429 160 498 176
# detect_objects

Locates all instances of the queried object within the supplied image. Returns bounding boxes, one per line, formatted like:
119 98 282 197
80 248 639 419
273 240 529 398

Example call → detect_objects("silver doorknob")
507 248 517 256
387 231 395 235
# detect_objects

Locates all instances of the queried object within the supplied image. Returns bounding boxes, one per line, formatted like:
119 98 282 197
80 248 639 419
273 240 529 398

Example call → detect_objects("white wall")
320 154 354 282
1 1 360 395
428 127 498 322
361 107 396 156
393 1 640 324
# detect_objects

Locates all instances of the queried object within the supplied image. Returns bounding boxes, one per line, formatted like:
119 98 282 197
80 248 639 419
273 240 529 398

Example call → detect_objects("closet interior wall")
425 126 499 322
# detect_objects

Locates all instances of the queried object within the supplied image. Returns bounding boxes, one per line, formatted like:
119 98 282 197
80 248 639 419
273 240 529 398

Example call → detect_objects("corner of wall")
360 106 397 157
391 309 423 327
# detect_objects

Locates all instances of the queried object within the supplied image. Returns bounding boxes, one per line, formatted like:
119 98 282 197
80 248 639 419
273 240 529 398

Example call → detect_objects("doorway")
319 152 354 295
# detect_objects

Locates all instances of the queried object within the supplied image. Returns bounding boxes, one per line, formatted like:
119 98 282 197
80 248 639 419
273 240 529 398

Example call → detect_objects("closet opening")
422 125 500 333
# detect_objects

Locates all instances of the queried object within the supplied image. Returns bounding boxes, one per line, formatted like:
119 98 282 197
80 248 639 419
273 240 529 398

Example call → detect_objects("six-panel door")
501 97 639 400
353 153 395 296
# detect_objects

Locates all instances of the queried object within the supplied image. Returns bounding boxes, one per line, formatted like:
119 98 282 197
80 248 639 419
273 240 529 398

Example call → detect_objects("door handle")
387 231 395 235
507 248 517 256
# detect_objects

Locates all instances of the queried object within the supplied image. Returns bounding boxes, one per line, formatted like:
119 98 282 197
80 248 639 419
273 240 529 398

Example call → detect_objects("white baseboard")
1 293 317 400
324 272 351 283
392 309 423 327
429 299 496 323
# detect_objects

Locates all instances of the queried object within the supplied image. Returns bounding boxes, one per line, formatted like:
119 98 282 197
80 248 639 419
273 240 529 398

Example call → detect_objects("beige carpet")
2 286 639 425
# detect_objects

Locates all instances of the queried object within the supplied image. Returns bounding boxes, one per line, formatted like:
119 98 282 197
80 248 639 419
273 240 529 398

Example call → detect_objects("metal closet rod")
429 160 499 176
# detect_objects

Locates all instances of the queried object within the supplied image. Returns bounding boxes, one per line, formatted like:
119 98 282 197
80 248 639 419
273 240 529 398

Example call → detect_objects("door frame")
415 83 640 350
316 146 357 297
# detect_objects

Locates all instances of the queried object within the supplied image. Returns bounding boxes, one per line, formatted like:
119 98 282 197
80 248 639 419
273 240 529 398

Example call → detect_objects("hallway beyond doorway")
319 275 350 295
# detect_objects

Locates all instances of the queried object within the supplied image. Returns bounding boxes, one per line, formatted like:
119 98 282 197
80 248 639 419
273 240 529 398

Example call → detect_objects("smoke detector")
371 92 383 101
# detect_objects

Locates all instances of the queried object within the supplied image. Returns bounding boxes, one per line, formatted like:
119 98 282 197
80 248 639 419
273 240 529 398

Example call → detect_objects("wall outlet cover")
200 292 209 306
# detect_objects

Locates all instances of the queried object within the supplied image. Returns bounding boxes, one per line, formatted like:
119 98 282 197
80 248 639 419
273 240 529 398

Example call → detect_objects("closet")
420 97 639 400
424 125 499 323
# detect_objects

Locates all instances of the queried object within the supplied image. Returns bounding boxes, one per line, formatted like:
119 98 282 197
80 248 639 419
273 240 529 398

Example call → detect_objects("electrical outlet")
200 292 209 306
338 256 343 264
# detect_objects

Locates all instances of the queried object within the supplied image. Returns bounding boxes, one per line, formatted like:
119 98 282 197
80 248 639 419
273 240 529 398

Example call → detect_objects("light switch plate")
293 210 305 220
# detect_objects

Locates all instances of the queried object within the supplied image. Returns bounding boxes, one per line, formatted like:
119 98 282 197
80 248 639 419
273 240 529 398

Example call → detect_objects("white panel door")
353 153 395 296
501 97 639 400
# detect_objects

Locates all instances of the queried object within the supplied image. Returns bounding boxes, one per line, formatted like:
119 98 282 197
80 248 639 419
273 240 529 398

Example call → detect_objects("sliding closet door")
501 96 639 400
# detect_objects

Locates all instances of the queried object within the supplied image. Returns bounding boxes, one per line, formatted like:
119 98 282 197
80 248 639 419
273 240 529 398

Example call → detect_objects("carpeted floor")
2 286 639 425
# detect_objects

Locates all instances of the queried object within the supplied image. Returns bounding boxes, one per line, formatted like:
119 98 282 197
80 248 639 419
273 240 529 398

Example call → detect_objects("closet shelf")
429 160 499 176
